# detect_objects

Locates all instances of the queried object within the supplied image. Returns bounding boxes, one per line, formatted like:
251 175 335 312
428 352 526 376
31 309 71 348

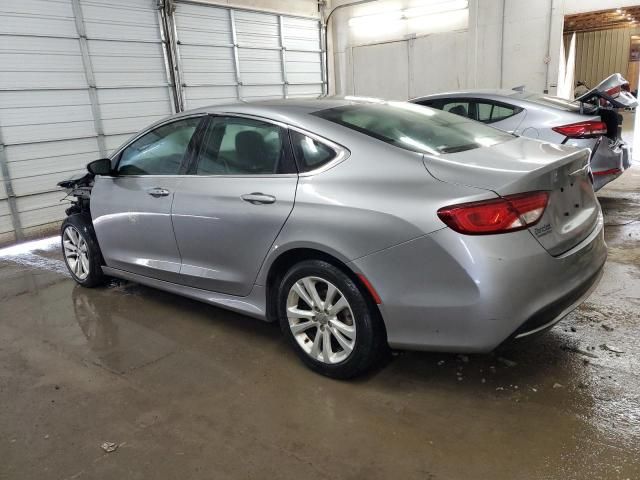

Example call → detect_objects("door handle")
147 187 170 198
241 192 276 204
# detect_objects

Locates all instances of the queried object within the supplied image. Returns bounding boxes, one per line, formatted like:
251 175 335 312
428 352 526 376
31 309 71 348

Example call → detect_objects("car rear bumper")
350 212 607 353
510 265 603 339
589 138 630 190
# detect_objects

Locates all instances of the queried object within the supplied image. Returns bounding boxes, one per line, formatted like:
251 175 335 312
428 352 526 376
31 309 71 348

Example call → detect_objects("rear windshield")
516 93 596 113
312 102 513 154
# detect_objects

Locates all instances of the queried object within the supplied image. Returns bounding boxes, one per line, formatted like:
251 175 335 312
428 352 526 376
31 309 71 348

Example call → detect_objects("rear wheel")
61 214 106 288
278 260 386 379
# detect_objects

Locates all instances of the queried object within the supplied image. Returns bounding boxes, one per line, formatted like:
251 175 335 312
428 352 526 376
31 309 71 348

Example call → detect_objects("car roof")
179 97 354 125
132 97 407 157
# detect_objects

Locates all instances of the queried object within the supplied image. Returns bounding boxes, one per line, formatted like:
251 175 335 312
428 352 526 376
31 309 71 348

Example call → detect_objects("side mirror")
87 158 112 176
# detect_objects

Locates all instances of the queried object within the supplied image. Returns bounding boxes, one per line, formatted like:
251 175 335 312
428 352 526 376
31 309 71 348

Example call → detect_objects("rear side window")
290 131 336 172
475 101 522 123
313 102 513 154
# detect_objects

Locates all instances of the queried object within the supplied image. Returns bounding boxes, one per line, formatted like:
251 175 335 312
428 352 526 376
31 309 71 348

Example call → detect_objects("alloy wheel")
63 225 90 280
286 276 356 364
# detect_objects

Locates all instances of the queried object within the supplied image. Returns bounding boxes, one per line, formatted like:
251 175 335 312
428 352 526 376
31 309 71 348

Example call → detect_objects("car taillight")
437 191 549 235
606 85 621 98
593 168 622 177
552 121 607 138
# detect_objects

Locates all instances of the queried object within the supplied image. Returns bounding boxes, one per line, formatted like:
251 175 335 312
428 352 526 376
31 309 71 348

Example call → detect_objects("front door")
91 116 203 282
171 115 298 296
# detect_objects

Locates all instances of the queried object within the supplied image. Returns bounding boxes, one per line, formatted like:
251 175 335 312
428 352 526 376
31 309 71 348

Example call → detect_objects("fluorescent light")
404 0 468 18
349 0 468 27
407 8 468 33
349 10 403 27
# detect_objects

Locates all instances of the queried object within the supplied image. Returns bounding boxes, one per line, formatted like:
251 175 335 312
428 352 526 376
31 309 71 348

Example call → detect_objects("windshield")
312 101 513 154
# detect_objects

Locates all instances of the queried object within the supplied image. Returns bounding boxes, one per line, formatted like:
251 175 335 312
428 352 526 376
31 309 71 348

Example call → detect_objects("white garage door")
0 0 174 243
172 1 324 109
81 0 175 153
0 0 323 245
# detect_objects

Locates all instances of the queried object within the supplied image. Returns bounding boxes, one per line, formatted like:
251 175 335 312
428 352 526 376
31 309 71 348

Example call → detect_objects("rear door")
171 115 298 296
91 116 203 282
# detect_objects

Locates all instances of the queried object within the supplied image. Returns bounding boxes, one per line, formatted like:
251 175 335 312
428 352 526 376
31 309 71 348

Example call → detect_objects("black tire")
61 214 106 288
278 259 387 379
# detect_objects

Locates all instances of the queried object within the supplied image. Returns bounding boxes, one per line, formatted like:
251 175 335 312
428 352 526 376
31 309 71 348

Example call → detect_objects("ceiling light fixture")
348 0 469 27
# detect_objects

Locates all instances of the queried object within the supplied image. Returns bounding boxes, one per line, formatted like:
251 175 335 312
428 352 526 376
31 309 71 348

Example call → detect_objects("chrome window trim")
100 111 350 179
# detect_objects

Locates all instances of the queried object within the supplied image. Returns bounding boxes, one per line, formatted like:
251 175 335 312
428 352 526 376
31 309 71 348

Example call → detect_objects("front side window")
313 102 513 155
290 130 336 172
196 117 292 175
117 117 201 175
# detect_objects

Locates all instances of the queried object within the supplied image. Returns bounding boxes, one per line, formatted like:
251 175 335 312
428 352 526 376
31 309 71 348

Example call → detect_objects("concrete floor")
1 171 639 480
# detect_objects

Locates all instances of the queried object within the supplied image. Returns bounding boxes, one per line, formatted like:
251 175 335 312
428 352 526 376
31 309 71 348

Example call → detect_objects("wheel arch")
263 246 384 331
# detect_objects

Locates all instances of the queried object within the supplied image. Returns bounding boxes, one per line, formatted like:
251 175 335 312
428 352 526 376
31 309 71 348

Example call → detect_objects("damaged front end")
57 158 111 216
57 172 94 217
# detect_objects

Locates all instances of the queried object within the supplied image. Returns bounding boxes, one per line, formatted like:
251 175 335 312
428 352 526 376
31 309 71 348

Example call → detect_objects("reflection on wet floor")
1 169 639 479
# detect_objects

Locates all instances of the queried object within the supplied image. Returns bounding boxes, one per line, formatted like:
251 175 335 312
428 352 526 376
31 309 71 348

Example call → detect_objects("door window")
290 131 336 172
116 117 201 175
195 117 294 175
442 101 471 118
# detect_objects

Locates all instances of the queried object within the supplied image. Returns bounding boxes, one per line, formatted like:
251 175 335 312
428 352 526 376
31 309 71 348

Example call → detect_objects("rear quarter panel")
254 132 496 286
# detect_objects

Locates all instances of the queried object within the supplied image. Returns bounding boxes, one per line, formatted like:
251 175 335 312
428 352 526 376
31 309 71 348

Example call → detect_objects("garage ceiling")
565 6 640 33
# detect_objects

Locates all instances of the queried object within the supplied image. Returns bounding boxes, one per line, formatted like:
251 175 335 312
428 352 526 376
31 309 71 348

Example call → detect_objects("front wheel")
278 260 387 379
61 214 106 288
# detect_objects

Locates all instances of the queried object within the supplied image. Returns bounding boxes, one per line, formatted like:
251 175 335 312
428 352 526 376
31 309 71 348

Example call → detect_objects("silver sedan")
411 73 637 191
58 98 607 378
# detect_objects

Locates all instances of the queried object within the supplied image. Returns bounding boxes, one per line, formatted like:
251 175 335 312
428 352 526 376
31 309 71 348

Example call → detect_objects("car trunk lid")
575 73 638 109
424 137 600 256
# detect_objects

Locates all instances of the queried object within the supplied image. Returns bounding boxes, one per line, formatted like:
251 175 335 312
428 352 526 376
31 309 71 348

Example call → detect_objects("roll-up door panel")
173 1 323 108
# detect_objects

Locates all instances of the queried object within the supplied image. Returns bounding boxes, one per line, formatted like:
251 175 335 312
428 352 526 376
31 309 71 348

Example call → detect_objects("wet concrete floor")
1 169 639 480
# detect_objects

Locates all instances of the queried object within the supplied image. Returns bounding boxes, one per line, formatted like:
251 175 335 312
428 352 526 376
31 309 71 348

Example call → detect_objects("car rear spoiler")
575 73 638 109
